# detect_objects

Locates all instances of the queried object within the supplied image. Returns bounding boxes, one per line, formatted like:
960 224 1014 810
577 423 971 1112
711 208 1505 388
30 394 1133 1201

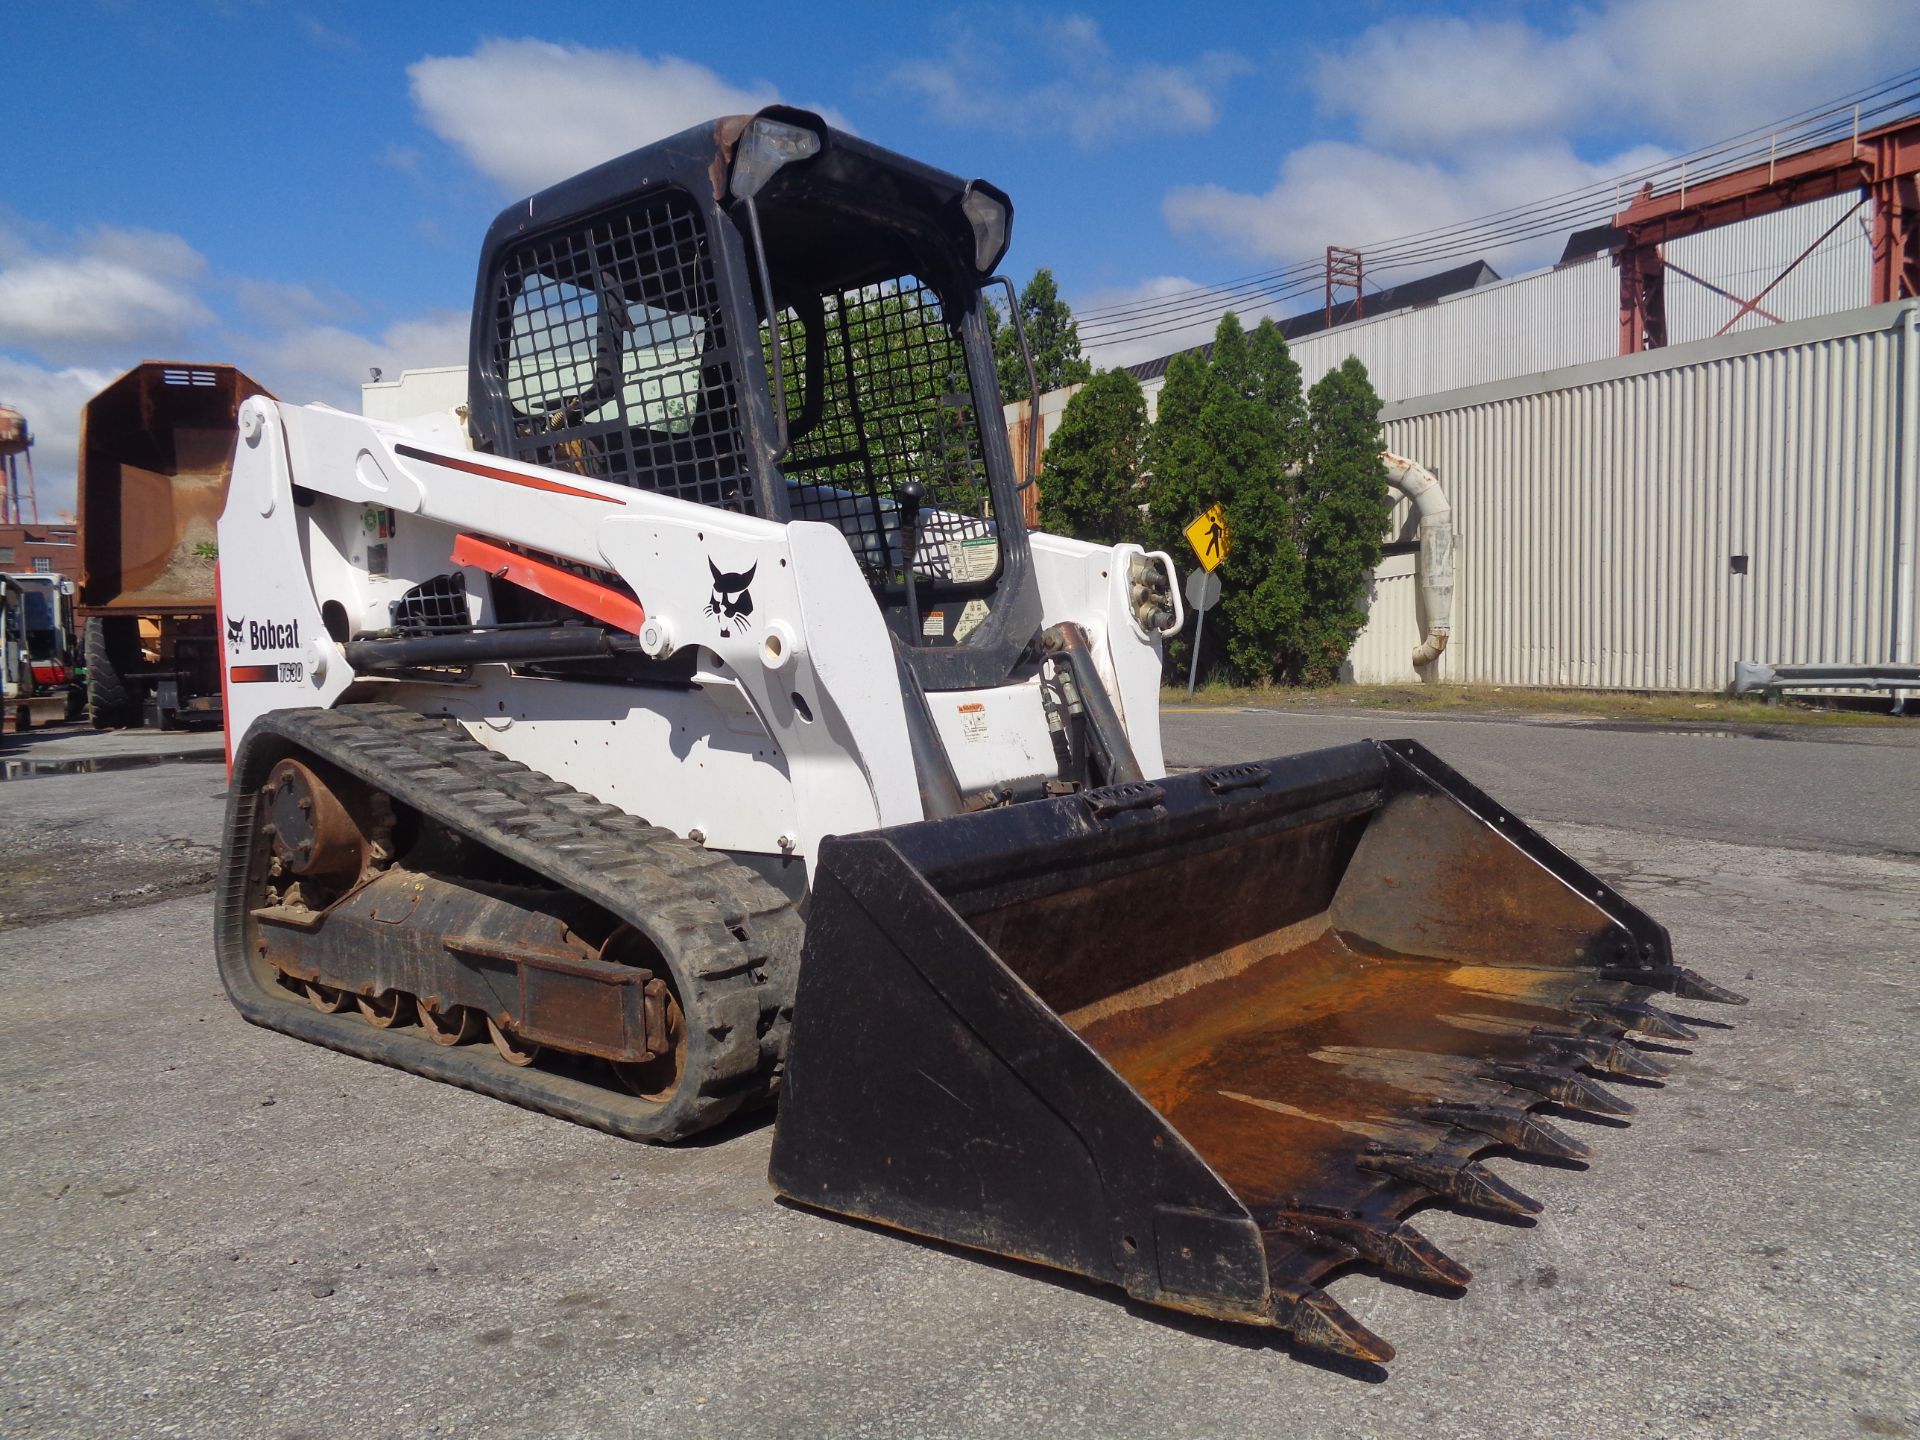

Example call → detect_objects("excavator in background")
209 109 1740 1364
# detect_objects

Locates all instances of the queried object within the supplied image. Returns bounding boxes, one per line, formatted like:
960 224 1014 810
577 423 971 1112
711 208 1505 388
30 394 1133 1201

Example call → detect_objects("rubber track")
215 702 804 1142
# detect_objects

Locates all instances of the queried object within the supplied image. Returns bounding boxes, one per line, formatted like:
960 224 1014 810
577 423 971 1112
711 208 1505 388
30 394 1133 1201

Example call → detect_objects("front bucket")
769 740 1741 1363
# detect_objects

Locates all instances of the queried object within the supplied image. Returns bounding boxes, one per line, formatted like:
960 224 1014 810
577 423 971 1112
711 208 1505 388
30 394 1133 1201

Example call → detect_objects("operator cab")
467 109 1041 687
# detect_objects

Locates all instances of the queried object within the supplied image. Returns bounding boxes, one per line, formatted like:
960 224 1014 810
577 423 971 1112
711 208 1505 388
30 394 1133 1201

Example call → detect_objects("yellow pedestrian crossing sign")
1184 504 1231 571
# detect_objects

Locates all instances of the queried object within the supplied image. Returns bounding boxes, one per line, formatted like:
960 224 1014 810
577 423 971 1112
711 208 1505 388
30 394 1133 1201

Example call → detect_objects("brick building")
0 523 79 578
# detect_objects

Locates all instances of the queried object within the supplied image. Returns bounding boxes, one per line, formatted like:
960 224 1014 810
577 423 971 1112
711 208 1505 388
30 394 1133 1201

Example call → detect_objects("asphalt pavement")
1163 703 1920 858
1 710 1916 1439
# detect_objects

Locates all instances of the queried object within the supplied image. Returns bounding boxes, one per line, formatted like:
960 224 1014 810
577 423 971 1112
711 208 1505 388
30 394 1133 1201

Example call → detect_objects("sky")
3 0 1915 516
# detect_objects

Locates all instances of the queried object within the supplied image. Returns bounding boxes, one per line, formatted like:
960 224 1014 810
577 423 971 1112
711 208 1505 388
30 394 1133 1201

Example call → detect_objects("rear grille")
390 572 470 634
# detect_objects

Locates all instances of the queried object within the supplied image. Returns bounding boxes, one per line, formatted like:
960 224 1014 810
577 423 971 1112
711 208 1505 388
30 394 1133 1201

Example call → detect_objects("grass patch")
1162 681 1909 728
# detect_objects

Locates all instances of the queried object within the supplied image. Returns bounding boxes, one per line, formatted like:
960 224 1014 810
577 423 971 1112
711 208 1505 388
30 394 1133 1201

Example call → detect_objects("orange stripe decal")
451 534 647 636
394 444 625 504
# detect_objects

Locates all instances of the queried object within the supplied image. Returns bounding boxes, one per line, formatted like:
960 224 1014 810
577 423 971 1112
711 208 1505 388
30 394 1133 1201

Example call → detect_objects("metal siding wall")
1137 262 1618 410
1342 553 1421 684
1287 260 1617 403
1376 309 1913 692
1665 193 1871 343
1131 203 1872 415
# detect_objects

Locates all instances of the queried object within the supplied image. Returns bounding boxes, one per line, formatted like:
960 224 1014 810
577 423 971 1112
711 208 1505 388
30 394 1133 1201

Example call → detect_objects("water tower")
0 405 37 525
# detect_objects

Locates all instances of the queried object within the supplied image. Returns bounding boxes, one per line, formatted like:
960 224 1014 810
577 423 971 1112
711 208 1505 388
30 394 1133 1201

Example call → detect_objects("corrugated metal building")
1350 301 1917 692
1104 193 1873 416
995 197 1901 696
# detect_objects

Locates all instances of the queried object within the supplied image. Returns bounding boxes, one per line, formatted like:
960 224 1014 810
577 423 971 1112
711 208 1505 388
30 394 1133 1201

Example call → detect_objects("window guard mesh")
772 278 999 591
491 188 756 514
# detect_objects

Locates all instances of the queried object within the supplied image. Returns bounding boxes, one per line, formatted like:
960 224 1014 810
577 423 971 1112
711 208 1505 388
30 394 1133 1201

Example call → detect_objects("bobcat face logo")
226 615 244 655
704 560 756 638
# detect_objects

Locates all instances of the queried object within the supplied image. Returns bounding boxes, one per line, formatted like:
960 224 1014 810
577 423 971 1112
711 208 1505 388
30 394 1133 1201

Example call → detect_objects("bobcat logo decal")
226 615 245 655
705 560 756 639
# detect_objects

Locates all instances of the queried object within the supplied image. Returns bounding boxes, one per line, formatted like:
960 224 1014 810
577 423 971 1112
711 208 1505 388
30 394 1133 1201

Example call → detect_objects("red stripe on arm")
394 444 625 504
451 534 646 636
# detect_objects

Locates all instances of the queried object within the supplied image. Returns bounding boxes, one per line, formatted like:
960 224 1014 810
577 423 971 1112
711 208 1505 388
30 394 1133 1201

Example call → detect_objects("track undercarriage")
216 703 803 1141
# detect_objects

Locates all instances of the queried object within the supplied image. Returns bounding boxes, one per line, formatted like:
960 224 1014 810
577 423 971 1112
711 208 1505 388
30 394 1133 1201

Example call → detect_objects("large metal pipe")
1732 660 1920 696
1381 452 1453 667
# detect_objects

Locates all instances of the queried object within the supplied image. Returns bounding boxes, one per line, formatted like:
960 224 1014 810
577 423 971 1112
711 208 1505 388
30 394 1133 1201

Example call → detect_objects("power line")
1075 66 1920 328
1080 81 1920 347
1076 67 1920 350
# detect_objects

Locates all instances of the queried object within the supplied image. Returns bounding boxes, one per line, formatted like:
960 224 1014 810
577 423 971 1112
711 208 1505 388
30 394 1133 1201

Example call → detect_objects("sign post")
1182 506 1231 695
1183 566 1221 696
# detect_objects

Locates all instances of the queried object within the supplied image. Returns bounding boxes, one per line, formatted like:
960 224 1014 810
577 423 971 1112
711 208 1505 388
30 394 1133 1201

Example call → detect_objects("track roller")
215 704 802 1142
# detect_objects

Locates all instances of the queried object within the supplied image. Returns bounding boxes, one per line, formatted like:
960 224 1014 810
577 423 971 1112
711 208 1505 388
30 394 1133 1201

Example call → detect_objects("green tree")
767 284 983 513
1145 314 1306 684
1245 318 1307 458
988 267 1093 399
1141 350 1210 557
1282 357 1391 684
1036 367 1150 543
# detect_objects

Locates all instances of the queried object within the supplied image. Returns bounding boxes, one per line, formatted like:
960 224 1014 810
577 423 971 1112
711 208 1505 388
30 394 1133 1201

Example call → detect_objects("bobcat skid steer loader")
214 109 1741 1364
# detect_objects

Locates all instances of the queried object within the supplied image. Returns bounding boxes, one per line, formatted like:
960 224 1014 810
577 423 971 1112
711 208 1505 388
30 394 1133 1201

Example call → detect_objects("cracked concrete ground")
0 712 1915 1439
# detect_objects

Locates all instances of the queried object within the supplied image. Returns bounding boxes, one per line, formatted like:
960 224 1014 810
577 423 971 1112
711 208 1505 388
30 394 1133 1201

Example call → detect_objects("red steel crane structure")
1616 112 1920 353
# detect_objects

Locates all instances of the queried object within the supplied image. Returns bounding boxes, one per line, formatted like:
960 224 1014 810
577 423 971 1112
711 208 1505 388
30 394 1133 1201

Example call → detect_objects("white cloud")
408 39 848 194
380 144 425 177
1164 138 1669 274
299 15 356 53
1143 0 1914 328
894 14 1248 148
1311 0 1918 155
0 296 469 517
230 278 354 331
0 357 117 519
0 226 213 362
226 307 470 413
0 205 474 512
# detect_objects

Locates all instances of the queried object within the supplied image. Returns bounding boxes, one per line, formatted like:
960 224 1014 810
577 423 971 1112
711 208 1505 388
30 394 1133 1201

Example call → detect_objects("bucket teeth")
1346 1219 1473 1287
1276 1285 1396 1364
1263 1220 1361 1268
1576 1000 1697 1041
1537 1029 1674 1080
1479 1061 1638 1117
1425 1101 1592 1161
1668 966 1749 1005
1601 963 1748 1005
1273 1209 1473 1288
1594 1041 1671 1080
1604 1040 1671 1079
1358 1148 1544 1217
1370 1220 1473 1288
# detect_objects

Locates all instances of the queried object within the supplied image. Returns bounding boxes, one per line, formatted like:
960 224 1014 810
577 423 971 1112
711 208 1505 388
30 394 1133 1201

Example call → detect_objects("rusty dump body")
78 362 268 615
771 738 1742 1364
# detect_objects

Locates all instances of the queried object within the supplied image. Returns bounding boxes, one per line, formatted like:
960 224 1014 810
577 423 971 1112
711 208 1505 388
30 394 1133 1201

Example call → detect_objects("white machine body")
218 396 1181 874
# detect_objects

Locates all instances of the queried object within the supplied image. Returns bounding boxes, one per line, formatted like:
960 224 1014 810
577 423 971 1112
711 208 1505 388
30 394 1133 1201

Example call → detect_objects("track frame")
215 702 802 1141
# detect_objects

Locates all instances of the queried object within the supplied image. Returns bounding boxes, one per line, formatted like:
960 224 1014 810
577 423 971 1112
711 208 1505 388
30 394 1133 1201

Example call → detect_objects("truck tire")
84 617 141 729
